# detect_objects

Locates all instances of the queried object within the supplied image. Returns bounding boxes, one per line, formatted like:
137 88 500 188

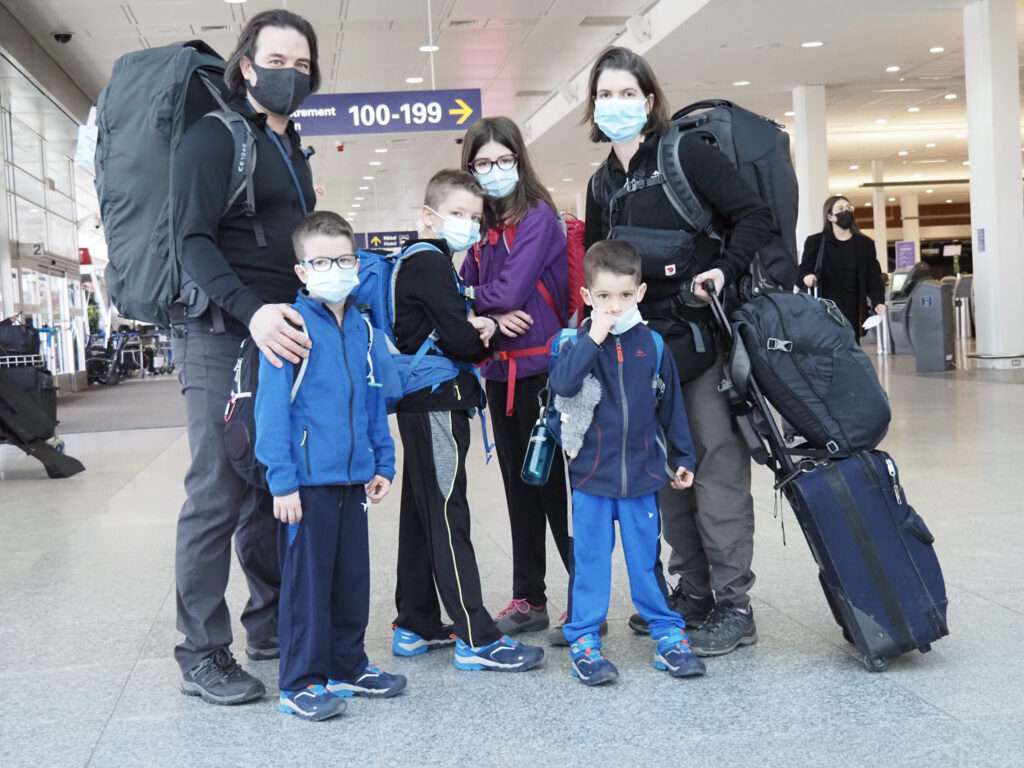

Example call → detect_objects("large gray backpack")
94 40 257 327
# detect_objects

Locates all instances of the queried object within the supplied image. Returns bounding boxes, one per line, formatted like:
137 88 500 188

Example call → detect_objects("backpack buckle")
826 440 840 454
766 337 793 353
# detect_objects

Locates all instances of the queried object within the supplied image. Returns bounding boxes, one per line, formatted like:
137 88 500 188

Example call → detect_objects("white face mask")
610 305 644 335
426 206 481 252
305 263 360 304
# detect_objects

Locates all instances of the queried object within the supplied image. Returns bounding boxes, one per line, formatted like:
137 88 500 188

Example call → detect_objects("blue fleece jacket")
255 292 398 497
548 322 696 499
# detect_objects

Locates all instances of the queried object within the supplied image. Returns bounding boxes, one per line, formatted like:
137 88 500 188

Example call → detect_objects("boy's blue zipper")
336 317 357 478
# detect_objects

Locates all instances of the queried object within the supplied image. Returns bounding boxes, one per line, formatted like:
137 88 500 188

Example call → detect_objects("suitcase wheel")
863 654 889 673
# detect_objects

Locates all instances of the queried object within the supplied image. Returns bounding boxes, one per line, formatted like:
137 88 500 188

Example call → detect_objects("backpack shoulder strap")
288 324 311 403
204 110 264 247
656 124 714 235
550 328 579 359
649 328 665 373
389 242 443 329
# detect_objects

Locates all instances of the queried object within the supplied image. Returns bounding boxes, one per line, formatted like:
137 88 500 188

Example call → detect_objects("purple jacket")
461 203 568 383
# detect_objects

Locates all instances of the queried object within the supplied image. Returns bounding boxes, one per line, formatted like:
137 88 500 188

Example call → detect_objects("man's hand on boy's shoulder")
250 303 311 369
274 491 303 523
366 475 391 503
670 466 694 490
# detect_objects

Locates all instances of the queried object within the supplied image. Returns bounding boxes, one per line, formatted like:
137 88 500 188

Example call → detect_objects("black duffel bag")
0 319 40 355
728 292 890 456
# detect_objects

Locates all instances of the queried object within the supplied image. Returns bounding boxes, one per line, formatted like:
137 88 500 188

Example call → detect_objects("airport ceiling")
2 0 1023 232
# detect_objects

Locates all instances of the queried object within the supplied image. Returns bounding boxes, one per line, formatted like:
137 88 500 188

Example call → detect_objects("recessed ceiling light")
354 197 365 201
589 161 603 167
405 77 424 84
888 197 897 202
547 187 556 191
875 118 887 125
363 176 375 181
849 164 860 170
944 93 958 100
561 177 574 182
865 201 872 207
375 148 388 154
929 46 945 54
898 150 909 156
908 107 921 113
369 161 382 166
351 203 361 208
801 41 824 48
784 110 795 117
946 199 954 204
224 0 247 3
962 160 970 166
926 143 938 149
926 188 934 194
885 65 901 73
419 45 440 53
359 186 370 191
732 80 751 87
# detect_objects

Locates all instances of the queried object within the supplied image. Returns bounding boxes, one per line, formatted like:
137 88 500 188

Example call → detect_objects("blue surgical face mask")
610 305 644 335
427 207 481 253
305 263 360 305
474 166 519 198
594 98 649 144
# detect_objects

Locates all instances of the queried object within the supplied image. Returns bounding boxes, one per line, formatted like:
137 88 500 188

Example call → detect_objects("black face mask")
246 64 311 117
834 210 855 230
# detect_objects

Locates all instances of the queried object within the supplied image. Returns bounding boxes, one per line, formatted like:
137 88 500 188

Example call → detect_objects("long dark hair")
224 10 321 97
461 116 557 228
822 195 862 235
582 46 670 143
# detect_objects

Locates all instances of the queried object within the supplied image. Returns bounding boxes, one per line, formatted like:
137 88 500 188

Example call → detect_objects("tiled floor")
1 352 1022 768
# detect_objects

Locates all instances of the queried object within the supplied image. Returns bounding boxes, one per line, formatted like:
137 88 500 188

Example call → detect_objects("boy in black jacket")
390 170 544 673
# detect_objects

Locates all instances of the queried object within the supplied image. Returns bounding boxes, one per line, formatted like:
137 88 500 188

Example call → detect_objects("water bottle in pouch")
521 393 556 486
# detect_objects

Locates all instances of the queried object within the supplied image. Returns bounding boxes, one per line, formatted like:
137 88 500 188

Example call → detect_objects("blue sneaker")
392 625 456 657
653 628 707 678
452 635 544 672
278 684 347 721
569 634 618 686
327 664 407 698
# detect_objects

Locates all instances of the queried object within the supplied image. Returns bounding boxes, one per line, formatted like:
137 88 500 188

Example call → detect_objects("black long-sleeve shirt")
585 132 773 303
800 230 885 336
172 98 314 330
393 238 487 412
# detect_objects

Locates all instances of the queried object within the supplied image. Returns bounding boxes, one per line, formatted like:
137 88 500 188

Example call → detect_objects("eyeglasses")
303 254 358 271
470 154 518 175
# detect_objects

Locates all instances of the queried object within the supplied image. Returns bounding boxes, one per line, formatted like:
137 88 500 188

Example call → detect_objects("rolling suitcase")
705 284 948 671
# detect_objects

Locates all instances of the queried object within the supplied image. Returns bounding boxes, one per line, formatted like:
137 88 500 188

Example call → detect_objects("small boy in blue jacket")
255 211 404 721
549 240 706 685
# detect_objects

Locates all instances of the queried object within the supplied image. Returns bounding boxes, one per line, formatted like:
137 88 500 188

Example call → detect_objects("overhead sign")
355 231 418 251
895 240 917 270
291 89 481 136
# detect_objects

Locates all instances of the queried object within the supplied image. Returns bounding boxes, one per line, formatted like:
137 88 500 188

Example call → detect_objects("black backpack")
95 40 258 327
727 292 890 456
594 100 799 299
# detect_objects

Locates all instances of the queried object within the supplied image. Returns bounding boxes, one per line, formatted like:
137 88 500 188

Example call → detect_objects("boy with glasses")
255 211 404 721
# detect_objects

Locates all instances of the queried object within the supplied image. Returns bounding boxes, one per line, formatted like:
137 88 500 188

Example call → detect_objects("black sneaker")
547 612 609 647
181 649 266 705
245 638 280 661
628 588 715 635
688 605 758 657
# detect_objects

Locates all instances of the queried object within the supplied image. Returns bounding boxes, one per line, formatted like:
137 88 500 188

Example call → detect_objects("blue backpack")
353 242 465 407
353 242 494 459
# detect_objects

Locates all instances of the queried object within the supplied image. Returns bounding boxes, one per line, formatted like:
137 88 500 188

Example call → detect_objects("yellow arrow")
370 235 382 246
449 98 474 126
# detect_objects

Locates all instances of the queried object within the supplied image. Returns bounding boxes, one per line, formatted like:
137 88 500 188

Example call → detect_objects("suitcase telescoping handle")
701 281 800 482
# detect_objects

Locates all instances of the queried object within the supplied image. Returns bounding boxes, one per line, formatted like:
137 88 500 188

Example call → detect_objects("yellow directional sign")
370 235 382 246
449 98 474 126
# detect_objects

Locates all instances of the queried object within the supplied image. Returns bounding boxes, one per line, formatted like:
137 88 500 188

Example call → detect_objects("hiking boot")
391 625 456 657
547 612 609 647
452 635 544 672
180 648 266 705
628 588 715 635
278 684 346 721
245 638 280 662
688 605 758 657
328 664 406 698
653 628 706 678
494 599 549 635
569 634 618 686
